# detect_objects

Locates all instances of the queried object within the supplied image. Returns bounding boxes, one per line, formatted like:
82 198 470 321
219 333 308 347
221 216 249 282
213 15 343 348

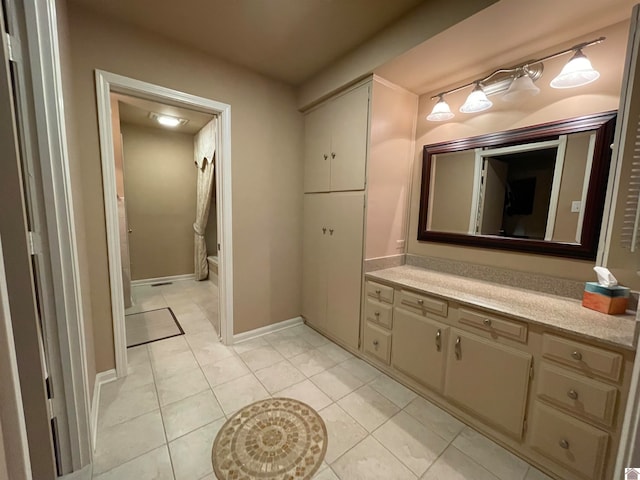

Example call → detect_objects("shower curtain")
193 117 217 280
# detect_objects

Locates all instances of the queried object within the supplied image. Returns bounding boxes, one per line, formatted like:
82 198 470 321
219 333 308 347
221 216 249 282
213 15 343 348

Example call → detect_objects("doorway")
95 71 234 378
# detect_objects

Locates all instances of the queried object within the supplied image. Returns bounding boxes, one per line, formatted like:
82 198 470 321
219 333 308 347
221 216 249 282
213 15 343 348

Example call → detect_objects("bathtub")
207 255 219 286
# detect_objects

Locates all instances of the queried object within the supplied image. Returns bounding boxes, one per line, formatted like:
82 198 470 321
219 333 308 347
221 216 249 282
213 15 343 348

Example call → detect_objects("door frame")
95 70 235 378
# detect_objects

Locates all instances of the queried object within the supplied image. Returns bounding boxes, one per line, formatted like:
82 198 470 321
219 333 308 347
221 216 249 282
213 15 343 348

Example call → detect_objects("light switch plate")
571 200 581 213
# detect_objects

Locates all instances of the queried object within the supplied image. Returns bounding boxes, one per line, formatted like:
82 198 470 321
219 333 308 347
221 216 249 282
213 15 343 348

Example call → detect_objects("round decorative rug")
212 397 327 480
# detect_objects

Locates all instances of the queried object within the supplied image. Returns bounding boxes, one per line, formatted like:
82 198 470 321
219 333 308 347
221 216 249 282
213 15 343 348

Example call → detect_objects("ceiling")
69 0 425 85
375 0 637 96
114 93 213 134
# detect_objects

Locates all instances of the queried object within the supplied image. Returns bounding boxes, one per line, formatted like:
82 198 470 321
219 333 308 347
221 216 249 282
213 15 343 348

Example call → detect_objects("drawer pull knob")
435 329 442 352
323 154 328 160
373 340 379 347
374 311 380 317
483 318 492 327
417 299 424 305
375 289 381 295
571 351 583 361
567 389 578 400
559 439 570 450
455 336 461 360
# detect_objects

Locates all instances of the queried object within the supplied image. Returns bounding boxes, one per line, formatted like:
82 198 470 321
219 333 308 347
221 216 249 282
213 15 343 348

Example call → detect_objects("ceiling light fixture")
426 36 605 122
149 112 189 128
426 94 455 121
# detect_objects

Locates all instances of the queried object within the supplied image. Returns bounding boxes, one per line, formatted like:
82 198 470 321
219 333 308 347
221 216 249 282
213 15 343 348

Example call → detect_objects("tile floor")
93 280 553 480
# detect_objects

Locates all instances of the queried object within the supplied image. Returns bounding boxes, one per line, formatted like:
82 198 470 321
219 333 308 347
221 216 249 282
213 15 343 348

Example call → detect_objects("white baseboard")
91 369 117 451
233 317 303 344
60 463 92 480
131 273 195 287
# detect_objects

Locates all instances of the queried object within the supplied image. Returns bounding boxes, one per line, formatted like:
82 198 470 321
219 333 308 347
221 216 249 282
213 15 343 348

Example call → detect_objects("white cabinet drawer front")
537 362 618 427
529 402 609 480
365 298 393 329
365 281 394 304
542 334 623 382
398 289 448 317
392 308 448 392
363 321 391 364
458 307 527 343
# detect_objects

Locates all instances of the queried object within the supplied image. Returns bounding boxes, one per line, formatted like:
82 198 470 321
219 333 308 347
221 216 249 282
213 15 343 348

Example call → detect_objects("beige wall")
67 4 303 371
365 79 417 259
121 123 196 280
429 150 476 234
409 21 628 283
298 0 498 109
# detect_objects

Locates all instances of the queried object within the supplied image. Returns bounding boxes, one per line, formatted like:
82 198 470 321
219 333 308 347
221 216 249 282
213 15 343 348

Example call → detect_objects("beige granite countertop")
366 265 638 351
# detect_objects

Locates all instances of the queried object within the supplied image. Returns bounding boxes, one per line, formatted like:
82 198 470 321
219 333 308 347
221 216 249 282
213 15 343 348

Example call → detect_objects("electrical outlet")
571 200 581 213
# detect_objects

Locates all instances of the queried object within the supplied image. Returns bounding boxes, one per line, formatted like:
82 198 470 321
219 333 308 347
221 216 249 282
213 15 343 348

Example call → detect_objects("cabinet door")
326 192 365 349
304 104 331 193
302 194 329 329
330 85 369 192
444 329 532 439
392 308 449 393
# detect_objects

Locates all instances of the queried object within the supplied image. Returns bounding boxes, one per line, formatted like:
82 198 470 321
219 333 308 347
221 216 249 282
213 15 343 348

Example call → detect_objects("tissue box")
582 282 630 314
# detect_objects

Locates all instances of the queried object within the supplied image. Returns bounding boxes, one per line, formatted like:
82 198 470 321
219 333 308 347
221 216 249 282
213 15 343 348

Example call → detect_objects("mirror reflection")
427 130 595 243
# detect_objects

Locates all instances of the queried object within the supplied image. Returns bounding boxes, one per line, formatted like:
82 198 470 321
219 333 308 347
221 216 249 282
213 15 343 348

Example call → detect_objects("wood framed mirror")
417 111 616 260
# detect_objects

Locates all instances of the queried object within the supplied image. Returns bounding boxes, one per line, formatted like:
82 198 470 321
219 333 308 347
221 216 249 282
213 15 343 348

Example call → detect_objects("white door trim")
94 70 235 378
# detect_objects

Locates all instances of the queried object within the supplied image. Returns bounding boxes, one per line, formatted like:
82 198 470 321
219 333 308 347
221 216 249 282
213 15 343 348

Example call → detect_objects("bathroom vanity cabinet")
357 267 637 480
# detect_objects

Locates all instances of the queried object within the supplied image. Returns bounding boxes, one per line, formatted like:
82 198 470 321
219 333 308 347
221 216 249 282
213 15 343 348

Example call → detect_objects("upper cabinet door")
330 85 370 191
304 104 332 193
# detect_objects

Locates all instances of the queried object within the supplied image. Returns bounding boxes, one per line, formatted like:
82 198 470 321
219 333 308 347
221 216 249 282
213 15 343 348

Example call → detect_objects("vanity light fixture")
426 36 605 122
149 112 189 128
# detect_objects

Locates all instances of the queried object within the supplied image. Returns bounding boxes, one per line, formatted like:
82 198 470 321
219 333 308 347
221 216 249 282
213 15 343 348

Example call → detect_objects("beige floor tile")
332 436 416 480
156 367 210 406
152 350 200 380
148 336 191 361
169 419 226 480
92 445 174 480
338 357 382 383
420 446 499 480
110 362 155 393
232 336 268 354
126 309 182 347
98 381 159 429
239 346 285 371
317 343 353 362
524 467 554 480
337 385 399 432
310 365 364 401
188 334 235 366
201 355 250 387
127 345 150 366
212 374 270 415
93 410 166 476
452 427 529 480
290 349 339 377
255 360 306 393
266 335 314 358
318 404 367 464
404 396 465 442
373 411 448 476
274 379 332 411
314 466 339 479
161 390 224 441
369 374 417 408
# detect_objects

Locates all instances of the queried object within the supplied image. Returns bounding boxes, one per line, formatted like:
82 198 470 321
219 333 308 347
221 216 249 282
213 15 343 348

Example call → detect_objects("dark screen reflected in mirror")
418 112 616 260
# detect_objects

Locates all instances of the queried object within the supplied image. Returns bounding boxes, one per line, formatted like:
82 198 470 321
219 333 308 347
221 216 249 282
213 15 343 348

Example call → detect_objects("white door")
479 157 508 235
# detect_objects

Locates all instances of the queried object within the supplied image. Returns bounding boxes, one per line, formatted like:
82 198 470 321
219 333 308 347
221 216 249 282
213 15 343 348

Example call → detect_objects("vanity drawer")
365 298 393 329
542 334 623 382
529 402 609 480
458 307 527 343
363 321 391 364
537 362 618 427
398 289 448 317
365 281 394 304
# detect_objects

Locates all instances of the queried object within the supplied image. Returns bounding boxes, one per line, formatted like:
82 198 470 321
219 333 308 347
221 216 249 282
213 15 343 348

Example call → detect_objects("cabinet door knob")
417 299 424 305
331 152 336 159
455 337 461 360
571 351 583 361
329 228 334 235
375 289 381 295
435 329 442 352
559 439 570 450
374 311 380 318
323 154 328 160
373 339 379 347
483 318 492 327
567 389 578 400
322 227 326 234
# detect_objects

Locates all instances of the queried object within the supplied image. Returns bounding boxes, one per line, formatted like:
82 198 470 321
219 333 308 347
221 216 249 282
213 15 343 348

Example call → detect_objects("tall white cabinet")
302 83 370 349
